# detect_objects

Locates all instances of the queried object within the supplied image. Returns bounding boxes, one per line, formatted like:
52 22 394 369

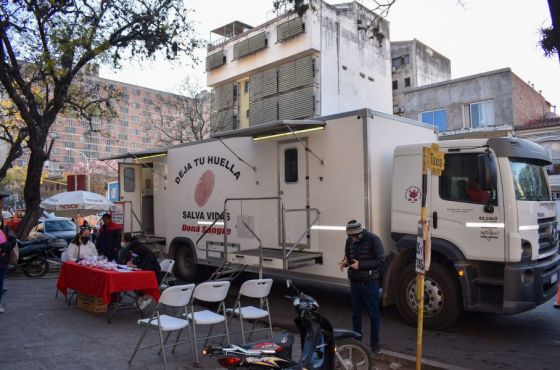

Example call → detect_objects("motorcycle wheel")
335 338 374 370
24 257 49 277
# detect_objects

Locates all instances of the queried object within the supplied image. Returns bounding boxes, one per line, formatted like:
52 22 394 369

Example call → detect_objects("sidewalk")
1 273 459 370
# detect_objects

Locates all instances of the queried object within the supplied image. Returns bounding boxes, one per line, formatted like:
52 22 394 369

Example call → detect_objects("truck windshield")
510 160 551 201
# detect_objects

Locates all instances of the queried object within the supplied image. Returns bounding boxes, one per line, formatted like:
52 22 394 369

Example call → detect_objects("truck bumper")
502 253 560 314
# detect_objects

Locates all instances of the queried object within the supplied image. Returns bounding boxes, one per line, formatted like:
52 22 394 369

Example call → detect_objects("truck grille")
538 217 559 258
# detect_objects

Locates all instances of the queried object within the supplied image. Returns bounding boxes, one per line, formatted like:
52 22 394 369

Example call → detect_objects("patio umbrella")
40 191 114 230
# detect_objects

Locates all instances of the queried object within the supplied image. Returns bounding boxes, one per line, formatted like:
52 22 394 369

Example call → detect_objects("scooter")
204 279 373 370
13 237 66 277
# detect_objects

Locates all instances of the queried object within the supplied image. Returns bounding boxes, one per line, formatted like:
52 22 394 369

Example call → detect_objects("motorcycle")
12 237 66 277
204 279 373 370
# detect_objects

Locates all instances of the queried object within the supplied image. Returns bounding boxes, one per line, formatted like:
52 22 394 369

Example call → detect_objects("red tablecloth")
57 261 160 304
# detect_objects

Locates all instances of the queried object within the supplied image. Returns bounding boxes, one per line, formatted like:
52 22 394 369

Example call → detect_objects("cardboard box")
77 293 107 313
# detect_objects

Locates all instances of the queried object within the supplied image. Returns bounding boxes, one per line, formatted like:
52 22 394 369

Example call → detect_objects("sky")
99 0 560 110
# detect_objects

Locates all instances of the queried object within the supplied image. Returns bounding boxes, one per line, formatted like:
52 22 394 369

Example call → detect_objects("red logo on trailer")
405 186 421 203
194 170 215 207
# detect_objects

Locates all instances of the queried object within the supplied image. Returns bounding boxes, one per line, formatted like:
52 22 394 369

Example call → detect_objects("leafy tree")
0 95 28 180
0 0 200 238
277 0 559 58
72 159 118 190
541 0 560 60
0 165 46 205
148 78 211 145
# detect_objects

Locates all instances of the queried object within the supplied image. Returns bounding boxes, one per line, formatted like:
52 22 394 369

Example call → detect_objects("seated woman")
67 229 98 260
122 233 161 310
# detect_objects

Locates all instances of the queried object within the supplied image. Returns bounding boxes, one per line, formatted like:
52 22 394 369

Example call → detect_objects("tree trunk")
17 150 46 240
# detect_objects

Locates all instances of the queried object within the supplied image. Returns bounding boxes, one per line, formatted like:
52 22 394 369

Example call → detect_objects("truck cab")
389 137 560 328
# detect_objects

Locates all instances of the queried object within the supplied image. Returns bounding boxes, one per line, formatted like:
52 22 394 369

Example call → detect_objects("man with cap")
95 213 122 262
0 193 17 313
339 219 385 353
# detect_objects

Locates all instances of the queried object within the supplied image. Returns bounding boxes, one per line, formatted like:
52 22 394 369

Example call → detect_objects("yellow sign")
426 143 445 176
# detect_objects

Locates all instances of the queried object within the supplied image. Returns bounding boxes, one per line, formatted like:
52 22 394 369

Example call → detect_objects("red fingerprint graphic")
195 170 215 207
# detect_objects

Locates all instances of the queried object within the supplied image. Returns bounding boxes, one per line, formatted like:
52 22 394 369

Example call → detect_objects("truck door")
279 142 310 248
431 152 505 261
119 163 143 233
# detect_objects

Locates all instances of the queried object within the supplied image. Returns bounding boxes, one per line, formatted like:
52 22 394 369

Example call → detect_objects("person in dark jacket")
95 213 122 262
339 219 385 353
0 193 17 314
123 233 161 311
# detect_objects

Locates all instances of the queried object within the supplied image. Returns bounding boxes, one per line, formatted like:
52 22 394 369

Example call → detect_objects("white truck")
111 108 559 329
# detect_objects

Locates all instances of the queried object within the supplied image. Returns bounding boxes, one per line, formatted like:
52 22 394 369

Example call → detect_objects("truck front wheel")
395 262 461 330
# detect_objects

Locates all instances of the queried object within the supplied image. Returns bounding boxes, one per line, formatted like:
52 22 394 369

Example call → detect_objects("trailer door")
119 163 143 233
279 142 309 248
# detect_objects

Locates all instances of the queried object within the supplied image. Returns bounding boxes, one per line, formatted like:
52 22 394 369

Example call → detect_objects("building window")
284 148 298 183
392 80 398 90
405 77 411 87
64 141 75 149
392 54 410 69
469 100 495 128
65 126 76 134
421 109 447 132
52 148 59 155
244 80 250 94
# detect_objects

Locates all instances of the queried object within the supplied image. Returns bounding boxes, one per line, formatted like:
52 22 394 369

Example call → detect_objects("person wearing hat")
95 213 122 262
0 193 17 313
339 219 385 354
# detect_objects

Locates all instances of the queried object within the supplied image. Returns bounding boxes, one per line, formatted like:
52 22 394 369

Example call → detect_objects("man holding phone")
339 219 385 353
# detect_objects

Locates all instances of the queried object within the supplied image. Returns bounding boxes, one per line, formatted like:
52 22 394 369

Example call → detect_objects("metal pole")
416 147 429 370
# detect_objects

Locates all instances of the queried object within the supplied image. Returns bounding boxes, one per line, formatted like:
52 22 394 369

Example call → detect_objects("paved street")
2 268 558 370
1 271 417 370
263 277 560 370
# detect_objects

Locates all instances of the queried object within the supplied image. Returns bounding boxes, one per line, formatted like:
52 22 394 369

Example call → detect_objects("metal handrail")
281 208 320 266
195 212 226 260
120 200 149 241
224 196 281 270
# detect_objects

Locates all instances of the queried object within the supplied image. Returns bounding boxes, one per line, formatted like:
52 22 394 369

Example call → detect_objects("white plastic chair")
129 284 195 370
159 259 177 289
226 279 273 344
187 281 231 363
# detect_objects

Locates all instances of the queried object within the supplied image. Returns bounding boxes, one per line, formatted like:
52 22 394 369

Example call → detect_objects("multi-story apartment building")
391 39 451 117
403 68 552 137
206 0 391 131
29 68 190 177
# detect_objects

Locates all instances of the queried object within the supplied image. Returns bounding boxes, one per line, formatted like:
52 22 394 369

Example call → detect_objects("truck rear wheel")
174 244 198 282
395 262 461 330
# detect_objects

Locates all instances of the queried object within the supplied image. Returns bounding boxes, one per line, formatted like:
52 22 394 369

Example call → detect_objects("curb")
376 349 471 370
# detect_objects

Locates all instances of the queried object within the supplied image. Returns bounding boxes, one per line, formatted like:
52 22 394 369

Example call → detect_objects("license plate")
552 272 558 285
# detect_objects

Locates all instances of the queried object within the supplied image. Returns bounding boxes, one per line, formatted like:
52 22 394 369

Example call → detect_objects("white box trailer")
112 108 559 328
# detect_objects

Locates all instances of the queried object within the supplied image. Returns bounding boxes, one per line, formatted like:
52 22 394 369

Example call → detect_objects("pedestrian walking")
95 213 122 262
339 219 385 353
0 193 17 314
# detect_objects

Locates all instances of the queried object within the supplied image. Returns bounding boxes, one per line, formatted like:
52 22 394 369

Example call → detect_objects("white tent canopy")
40 191 113 217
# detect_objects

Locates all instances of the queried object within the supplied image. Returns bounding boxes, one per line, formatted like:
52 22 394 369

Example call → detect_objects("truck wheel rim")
406 277 444 317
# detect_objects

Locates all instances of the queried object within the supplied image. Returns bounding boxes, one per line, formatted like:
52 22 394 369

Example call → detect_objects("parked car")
2 210 13 220
28 217 76 245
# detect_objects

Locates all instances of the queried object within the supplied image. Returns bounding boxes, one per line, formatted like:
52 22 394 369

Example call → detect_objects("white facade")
206 0 392 127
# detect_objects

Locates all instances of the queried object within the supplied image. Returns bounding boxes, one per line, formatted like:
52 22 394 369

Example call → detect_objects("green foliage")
0 0 202 238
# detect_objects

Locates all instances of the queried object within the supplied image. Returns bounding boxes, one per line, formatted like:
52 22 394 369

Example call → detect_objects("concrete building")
391 39 451 116
403 68 552 137
5 67 191 183
206 0 391 131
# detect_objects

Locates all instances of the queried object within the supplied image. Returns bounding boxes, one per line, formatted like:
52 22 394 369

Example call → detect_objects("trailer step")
227 248 323 270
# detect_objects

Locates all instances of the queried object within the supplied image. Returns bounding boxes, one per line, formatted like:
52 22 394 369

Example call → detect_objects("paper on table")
117 264 130 269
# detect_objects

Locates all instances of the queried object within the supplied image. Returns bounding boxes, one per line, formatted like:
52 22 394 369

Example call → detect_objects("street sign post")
416 144 444 370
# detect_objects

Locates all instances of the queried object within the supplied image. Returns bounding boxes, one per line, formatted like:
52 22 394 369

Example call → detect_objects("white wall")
318 3 392 115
